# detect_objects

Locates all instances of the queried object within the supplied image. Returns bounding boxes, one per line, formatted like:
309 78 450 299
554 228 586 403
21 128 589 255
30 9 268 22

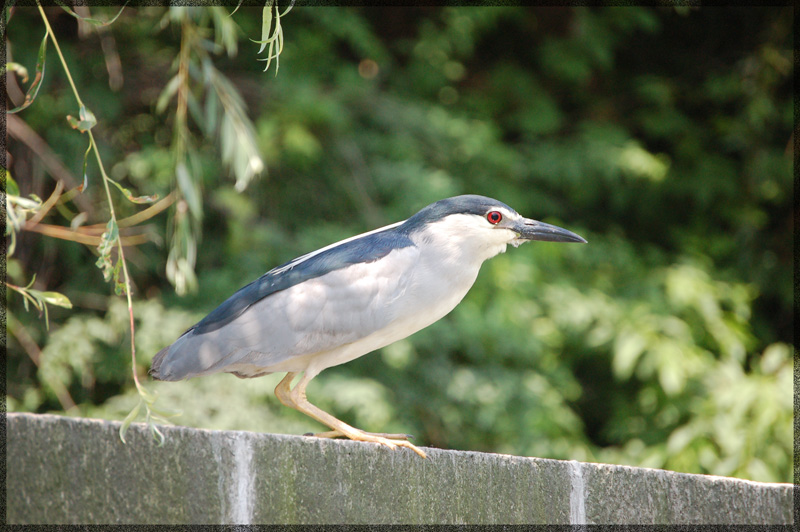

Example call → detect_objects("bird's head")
403 195 586 262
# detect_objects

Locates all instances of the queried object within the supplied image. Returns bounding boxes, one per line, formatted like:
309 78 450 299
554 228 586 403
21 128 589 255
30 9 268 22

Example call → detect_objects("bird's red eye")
487 211 502 224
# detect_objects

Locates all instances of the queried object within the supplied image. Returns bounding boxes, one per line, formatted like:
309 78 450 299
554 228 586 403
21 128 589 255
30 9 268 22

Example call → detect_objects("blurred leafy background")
5 5 793 483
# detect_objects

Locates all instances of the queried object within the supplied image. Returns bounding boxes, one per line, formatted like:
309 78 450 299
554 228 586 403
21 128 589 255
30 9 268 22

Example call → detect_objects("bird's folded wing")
151 237 420 380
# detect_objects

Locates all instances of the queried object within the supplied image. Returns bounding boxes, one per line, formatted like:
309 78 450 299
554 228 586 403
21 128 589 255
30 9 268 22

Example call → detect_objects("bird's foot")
305 429 426 458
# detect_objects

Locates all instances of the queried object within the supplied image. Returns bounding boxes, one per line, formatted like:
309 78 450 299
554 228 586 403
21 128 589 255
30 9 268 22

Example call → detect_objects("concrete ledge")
6 413 794 524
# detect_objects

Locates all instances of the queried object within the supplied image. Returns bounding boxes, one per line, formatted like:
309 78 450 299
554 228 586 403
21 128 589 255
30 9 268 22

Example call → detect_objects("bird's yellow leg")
280 372 426 458
274 372 299 409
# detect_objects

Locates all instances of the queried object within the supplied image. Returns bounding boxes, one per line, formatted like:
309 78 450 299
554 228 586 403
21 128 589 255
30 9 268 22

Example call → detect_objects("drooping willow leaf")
7 33 47 114
55 0 129 27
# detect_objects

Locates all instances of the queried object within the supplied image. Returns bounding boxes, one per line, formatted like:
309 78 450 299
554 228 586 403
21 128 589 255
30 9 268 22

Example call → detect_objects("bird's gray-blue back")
191 227 415 335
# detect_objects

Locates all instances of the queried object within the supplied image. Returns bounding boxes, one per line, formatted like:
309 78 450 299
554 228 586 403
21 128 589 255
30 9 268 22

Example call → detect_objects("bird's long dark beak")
515 218 587 243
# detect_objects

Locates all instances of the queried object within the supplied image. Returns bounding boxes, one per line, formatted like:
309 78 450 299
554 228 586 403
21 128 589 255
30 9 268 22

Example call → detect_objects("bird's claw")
370 436 427 458
305 429 426 458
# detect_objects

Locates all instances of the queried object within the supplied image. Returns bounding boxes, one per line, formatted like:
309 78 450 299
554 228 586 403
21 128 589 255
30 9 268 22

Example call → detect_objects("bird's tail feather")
149 346 176 381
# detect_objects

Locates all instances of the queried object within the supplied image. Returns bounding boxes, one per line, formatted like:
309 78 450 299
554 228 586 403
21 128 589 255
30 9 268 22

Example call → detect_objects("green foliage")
151 6 266 295
7 275 73 331
29 298 196 410
251 0 294 73
6 32 47 114
66 104 97 132
6 6 792 483
5 175 41 256
5 175 73 329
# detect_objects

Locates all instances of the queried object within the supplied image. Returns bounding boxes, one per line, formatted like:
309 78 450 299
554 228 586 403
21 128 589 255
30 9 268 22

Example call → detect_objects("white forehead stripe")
492 207 517 218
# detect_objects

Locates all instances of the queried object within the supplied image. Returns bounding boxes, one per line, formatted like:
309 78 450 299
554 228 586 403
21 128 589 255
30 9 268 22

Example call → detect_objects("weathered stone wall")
6 413 794 524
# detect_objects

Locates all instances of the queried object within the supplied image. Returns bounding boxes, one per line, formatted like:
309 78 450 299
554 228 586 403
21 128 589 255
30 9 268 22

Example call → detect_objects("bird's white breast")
296 219 498 376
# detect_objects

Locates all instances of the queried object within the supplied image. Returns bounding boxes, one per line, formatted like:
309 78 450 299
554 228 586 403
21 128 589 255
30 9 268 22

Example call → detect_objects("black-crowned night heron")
151 195 586 457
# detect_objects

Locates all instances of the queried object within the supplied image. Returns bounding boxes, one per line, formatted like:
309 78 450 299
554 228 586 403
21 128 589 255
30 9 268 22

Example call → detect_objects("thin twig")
37 2 142 393
87 190 177 230
23 222 151 246
26 180 64 226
